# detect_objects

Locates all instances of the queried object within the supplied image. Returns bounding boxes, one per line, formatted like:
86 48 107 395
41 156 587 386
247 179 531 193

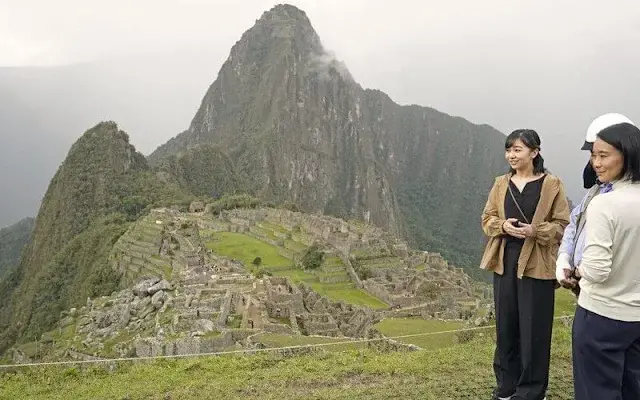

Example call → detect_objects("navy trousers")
573 305 640 400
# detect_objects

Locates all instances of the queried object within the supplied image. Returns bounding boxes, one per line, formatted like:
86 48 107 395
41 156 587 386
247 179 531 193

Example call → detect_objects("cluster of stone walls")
223 208 407 258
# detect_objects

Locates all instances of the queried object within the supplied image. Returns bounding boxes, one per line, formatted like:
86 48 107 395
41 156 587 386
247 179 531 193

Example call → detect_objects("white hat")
583 113 635 150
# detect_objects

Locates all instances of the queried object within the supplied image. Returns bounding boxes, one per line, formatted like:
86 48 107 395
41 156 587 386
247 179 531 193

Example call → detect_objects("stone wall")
216 290 233 328
340 254 363 289
135 332 234 357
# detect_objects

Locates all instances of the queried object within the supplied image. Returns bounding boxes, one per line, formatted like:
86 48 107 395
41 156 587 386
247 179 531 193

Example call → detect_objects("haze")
1 0 639 227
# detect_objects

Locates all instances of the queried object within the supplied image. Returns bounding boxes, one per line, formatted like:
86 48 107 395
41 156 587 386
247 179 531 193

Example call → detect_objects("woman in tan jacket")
481 129 570 400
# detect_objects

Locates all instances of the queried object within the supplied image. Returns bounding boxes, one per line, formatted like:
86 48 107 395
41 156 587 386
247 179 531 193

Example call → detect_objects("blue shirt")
559 183 613 267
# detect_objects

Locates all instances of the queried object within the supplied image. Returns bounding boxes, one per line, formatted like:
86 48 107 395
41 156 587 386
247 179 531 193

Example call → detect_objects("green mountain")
0 218 35 279
149 4 507 278
0 122 191 353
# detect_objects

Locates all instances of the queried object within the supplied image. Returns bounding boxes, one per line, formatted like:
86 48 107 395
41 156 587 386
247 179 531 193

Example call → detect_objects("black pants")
573 305 640 400
493 264 555 399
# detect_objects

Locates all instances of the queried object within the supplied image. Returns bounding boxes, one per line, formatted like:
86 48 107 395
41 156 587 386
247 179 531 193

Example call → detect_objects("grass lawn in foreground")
375 318 466 349
0 325 576 399
253 333 366 351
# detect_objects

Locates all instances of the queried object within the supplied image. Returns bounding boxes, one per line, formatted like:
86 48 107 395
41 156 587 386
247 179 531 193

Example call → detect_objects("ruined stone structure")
218 207 487 318
189 201 205 213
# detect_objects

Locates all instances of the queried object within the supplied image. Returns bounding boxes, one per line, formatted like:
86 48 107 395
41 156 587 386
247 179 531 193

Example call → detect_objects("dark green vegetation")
0 122 194 354
300 245 324 270
0 218 34 279
149 4 507 280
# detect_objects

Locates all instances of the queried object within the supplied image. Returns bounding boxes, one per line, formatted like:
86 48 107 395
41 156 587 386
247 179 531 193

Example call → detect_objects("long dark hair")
597 123 640 182
505 129 546 174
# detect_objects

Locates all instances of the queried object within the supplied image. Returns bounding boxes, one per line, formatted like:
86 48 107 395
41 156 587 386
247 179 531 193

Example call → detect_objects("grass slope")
0 323 575 399
374 288 577 350
205 231 291 268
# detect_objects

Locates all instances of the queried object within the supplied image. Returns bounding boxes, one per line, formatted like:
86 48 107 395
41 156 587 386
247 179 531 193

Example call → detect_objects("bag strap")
507 182 530 225
574 184 602 242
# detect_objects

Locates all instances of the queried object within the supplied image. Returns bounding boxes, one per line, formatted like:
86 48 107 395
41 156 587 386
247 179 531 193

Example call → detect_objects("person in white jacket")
556 113 634 292
571 120 640 400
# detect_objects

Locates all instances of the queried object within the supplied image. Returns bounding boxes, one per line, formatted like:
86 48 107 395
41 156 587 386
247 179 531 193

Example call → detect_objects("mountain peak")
67 121 147 173
230 3 324 62
260 4 311 24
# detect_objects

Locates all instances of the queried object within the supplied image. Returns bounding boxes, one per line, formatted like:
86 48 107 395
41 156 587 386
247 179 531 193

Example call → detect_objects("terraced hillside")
110 214 174 285
3 205 492 365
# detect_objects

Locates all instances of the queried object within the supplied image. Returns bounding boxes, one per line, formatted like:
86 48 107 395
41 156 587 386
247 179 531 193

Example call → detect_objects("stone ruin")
261 277 379 338
189 201 205 213
218 207 489 318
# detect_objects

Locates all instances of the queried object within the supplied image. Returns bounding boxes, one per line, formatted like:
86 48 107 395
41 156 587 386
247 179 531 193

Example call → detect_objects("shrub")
255 268 272 278
455 329 476 344
301 245 324 270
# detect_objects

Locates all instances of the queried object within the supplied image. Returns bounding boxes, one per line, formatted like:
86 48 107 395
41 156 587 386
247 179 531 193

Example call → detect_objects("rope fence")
0 314 573 369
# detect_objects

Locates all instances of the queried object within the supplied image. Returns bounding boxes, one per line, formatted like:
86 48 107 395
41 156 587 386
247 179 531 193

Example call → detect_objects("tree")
301 245 324 270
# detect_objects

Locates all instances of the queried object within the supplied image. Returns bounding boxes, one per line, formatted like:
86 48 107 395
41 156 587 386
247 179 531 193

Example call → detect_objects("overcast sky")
2 0 640 203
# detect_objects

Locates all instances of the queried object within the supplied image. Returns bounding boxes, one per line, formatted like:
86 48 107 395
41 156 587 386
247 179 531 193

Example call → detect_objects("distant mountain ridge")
0 217 34 279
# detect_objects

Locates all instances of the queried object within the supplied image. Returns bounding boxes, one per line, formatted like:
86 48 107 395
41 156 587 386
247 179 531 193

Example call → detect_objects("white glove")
556 252 572 283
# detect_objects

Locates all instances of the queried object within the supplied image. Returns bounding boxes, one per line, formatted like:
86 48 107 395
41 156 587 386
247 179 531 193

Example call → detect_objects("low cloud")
308 49 352 82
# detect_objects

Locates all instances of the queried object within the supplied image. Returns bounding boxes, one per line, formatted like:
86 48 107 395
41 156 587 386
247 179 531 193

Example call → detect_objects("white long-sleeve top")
578 180 640 322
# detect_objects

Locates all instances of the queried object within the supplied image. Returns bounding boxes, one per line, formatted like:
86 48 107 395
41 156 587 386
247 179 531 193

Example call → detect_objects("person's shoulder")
585 192 614 216
539 173 565 193
493 173 510 183
543 173 562 185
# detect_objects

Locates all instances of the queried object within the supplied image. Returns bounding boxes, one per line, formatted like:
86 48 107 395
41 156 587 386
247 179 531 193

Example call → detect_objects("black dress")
493 175 555 400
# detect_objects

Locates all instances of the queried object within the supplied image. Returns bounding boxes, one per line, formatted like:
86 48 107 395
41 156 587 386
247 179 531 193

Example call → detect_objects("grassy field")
554 288 578 316
253 333 366 351
375 318 466 349
0 324 576 399
309 282 388 309
204 232 292 268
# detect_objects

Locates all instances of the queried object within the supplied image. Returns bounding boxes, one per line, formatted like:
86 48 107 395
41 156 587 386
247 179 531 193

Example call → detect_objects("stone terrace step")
320 264 347 273
318 274 351 284
277 247 296 260
357 257 405 269
283 240 307 252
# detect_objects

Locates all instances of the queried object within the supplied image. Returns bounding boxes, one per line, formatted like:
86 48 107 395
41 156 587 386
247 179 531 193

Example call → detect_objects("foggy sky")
2 0 640 221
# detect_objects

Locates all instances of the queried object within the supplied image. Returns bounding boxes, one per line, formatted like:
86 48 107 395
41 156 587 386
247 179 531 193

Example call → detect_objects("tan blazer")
480 173 570 280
